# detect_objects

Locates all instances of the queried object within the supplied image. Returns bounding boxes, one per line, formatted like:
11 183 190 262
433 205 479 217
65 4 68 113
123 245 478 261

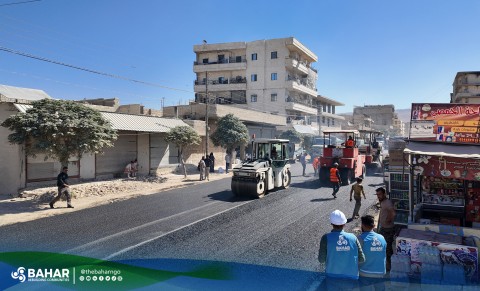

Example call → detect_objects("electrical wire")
0 0 40 7
0 45 193 93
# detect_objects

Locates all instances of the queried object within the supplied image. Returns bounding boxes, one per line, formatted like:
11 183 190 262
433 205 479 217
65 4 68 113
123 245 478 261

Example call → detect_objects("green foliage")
279 129 302 143
1 99 117 166
302 135 314 151
210 114 249 152
164 125 201 152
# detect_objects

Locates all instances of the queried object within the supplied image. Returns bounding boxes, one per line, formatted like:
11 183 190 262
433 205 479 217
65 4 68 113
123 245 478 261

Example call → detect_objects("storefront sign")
412 154 480 181
410 103 480 144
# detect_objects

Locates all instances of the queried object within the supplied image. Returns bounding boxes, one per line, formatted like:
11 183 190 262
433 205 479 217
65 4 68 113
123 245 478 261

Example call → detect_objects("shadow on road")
206 190 252 202
290 179 319 190
310 198 334 202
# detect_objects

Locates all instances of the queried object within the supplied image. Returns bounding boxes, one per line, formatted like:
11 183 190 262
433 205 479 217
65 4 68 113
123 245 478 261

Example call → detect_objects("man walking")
300 152 307 176
375 187 396 272
330 163 341 198
198 157 206 181
350 177 367 219
318 210 365 290
49 166 74 209
225 152 231 174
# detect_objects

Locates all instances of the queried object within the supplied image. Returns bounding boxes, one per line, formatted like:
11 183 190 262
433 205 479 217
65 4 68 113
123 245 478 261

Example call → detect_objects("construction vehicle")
231 138 291 198
358 129 384 175
318 130 366 187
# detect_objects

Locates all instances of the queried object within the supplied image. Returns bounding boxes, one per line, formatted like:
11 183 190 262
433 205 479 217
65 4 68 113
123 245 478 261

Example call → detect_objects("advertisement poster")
410 103 480 144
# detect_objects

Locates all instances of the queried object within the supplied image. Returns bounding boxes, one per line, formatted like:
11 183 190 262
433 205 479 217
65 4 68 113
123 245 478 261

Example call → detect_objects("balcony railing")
194 56 247 65
285 96 317 108
195 95 247 105
286 76 317 91
195 77 247 86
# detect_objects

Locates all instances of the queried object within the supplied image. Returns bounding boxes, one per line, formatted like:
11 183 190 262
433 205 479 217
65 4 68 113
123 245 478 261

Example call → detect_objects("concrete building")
352 104 404 136
193 37 344 135
451 71 480 103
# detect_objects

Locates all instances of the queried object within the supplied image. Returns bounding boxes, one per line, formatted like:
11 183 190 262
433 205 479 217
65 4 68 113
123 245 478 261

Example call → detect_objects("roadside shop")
387 103 480 285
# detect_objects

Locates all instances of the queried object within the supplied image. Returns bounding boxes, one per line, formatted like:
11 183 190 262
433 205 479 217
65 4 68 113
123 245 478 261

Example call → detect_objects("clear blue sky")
1 0 479 113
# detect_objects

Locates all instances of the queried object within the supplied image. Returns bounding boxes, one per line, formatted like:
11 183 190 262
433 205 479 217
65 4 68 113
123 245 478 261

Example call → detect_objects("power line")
0 0 41 7
0 45 193 93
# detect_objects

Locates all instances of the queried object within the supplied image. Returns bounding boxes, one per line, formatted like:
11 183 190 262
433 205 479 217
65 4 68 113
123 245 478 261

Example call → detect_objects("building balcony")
285 58 309 75
194 77 247 92
285 37 318 62
286 78 317 97
285 98 317 115
193 57 247 73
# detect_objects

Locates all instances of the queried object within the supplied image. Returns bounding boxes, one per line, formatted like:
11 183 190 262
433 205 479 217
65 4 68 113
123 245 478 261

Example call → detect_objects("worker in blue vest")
358 215 387 290
318 210 365 290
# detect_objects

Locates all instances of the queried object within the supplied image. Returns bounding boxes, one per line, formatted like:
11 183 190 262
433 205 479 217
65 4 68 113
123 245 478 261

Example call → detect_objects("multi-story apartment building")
193 37 344 135
352 104 404 136
451 71 480 103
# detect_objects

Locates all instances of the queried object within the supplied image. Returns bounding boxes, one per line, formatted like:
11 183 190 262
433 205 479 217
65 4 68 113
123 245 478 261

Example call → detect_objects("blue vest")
359 231 387 276
326 230 360 280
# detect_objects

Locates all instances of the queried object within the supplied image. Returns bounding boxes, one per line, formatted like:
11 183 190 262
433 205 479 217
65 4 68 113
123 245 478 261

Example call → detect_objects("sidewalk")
0 171 233 227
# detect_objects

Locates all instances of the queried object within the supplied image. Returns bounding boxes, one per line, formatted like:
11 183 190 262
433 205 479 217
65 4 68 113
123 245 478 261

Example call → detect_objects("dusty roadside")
0 171 232 227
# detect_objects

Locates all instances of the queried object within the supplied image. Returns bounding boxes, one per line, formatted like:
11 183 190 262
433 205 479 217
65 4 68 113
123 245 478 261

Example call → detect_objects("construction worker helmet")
333 162 339 167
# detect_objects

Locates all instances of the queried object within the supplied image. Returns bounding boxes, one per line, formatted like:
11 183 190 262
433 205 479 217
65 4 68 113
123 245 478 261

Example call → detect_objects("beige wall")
0 103 26 195
137 133 150 175
80 153 95 180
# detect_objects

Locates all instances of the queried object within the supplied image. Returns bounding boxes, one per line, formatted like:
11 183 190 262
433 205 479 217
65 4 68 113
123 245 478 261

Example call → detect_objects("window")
251 74 257 82
236 56 242 62
250 94 257 102
332 119 335 126
218 54 225 63
202 58 208 64
271 51 277 59
322 116 325 124
251 53 257 61
271 73 277 80
271 94 277 102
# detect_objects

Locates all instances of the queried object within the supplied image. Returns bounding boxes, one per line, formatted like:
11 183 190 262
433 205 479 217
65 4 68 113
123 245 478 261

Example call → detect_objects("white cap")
330 210 347 225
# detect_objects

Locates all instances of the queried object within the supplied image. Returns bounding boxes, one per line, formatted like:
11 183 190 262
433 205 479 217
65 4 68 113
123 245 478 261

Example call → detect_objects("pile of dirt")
19 175 169 203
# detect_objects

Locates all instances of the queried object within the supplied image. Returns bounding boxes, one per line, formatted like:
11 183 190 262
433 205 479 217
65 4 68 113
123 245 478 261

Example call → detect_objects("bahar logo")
336 235 351 251
10 267 70 283
370 237 383 252
11 267 27 282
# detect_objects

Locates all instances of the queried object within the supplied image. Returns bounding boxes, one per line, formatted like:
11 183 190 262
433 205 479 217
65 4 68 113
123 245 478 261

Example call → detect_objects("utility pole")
205 71 209 157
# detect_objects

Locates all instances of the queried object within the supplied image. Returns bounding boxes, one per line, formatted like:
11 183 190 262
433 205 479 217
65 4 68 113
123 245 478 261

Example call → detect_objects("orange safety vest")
313 157 320 169
330 167 339 182
346 139 354 147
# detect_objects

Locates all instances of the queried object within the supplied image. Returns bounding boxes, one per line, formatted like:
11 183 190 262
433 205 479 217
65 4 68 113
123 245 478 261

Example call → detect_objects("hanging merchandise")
439 157 451 177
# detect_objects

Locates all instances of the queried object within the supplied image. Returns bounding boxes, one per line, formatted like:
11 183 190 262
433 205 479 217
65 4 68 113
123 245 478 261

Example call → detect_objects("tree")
210 114 249 155
1 99 117 167
302 135 314 152
165 125 201 178
279 129 302 144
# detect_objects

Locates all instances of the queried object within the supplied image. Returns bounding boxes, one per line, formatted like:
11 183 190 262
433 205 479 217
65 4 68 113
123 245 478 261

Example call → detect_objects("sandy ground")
0 171 232 227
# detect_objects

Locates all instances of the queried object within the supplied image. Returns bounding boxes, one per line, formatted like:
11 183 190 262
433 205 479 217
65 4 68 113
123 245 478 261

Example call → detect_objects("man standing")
198 157 206 181
203 156 210 181
209 152 215 173
350 178 367 219
49 166 74 209
225 152 231 174
375 187 396 272
330 163 341 198
318 210 365 289
359 215 387 278
300 152 307 176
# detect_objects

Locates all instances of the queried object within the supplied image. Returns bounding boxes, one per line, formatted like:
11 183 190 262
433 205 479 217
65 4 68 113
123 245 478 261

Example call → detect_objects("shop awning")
404 141 480 159
293 124 317 135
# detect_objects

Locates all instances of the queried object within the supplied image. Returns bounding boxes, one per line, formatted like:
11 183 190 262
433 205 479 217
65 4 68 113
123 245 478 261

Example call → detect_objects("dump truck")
318 130 366 187
231 138 291 198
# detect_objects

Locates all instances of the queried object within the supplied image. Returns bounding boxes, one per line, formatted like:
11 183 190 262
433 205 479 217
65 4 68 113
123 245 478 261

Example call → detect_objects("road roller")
231 138 291 198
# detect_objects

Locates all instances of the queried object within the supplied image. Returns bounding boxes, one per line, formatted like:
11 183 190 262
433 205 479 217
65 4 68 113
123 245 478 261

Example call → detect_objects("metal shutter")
96 133 137 176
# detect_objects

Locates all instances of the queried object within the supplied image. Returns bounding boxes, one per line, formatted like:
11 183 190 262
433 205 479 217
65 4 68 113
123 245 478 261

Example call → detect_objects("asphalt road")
0 162 385 272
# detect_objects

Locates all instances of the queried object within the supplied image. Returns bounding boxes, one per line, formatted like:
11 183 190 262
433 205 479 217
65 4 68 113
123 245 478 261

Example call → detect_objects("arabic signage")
411 154 480 181
410 103 480 145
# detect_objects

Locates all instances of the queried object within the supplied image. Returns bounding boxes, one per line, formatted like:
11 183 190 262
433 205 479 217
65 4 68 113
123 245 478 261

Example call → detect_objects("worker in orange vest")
330 163 341 198
313 156 320 176
345 136 355 148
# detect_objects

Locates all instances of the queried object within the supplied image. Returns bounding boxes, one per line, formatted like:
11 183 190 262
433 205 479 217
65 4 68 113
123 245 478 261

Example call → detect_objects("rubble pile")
19 175 169 202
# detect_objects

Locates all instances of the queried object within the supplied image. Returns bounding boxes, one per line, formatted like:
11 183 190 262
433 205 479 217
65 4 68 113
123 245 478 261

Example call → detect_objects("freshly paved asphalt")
0 162 384 272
